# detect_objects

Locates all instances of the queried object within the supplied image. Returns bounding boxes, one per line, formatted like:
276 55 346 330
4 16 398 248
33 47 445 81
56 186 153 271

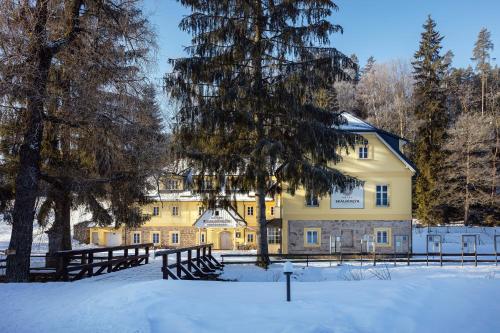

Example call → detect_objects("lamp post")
283 261 293 302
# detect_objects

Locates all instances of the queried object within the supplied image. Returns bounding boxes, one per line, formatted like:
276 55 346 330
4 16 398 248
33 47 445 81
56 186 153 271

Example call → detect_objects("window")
376 185 389 206
247 206 254 216
171 232 180 245
152 207 160 216
235 232 241 238
132 232 141 244
377 231 388 244
172 206 179 216
267 228 281 244
203 180 213 190
198 207 204 216
304 228 321 247
152 232 160 245
247 233 254 243
305 190 319 207
200 232 206 244
214 210 220 216
358 146 368 159
166 179 179 190
270 206 275 216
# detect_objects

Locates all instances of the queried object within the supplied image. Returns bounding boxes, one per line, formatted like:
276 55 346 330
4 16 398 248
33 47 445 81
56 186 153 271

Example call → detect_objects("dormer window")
358 146 368 159
166 179 179 190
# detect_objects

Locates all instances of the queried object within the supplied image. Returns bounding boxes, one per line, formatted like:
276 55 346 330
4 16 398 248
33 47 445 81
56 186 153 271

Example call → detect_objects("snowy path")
1 259 500 333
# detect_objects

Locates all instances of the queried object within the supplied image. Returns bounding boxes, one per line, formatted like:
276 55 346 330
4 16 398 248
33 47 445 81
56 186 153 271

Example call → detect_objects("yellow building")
88 113 415 254
89 176 281 252
282 113 415 254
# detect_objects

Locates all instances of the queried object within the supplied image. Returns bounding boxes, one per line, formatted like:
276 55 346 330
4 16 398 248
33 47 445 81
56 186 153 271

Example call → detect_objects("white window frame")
132 232 141 244
247 233 254 243
247 206 254 216
166 179 179 190
152 206 160 216
171 232 180 245
267 227 281 244
376 231 388 244
200 232 206 244
306 230 319 246
151 232 160 245
198 206 204 216
305 191 319 207
358 146 369 159
376 185 389 207
270 206 275 216
172 206 179 216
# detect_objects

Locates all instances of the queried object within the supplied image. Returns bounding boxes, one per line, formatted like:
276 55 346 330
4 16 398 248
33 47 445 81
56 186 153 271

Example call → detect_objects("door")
219 231 232 250
91 232 99 245
394 235 408 253
341 229 354 248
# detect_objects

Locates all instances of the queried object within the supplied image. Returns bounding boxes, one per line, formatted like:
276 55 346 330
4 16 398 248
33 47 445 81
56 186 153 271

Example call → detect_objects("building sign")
194 208 246 228
331 185 364 209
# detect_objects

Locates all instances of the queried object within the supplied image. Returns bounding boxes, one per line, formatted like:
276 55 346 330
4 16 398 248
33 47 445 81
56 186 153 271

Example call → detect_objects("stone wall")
73 221 92 244
288 220 411 254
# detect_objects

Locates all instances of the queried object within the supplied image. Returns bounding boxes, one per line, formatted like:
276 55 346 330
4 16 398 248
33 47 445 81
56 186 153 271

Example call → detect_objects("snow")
0 259 499 333
1 223 500 332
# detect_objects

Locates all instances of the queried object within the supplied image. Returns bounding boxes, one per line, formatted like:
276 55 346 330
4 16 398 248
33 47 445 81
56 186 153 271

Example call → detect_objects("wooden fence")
53 243 152 281
155 244 223 280
221 251 499 267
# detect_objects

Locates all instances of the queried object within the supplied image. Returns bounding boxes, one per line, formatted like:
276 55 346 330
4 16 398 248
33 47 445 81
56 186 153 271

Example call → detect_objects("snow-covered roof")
146 191 273 202
337 113 376 131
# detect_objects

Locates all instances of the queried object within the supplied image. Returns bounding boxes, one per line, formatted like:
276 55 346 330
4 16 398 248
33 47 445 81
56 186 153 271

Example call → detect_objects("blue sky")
144 0 499 115
144 0 499 76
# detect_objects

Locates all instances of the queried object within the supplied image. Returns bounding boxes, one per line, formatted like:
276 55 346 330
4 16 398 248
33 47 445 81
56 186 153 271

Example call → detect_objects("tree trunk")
464 138 470 226
6 1 52 281
46 189 72 267
255 176 270 268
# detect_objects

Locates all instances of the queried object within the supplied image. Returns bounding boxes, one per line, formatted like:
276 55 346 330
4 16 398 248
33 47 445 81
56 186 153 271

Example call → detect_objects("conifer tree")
412 16 449 225
166 0 360 266
472 28 494 116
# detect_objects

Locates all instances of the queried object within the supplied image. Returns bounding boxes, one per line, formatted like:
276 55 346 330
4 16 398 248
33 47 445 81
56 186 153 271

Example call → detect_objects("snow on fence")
155 244 223 280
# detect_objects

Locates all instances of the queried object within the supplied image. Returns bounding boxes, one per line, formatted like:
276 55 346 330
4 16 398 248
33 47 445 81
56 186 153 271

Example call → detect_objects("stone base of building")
287 220 412 254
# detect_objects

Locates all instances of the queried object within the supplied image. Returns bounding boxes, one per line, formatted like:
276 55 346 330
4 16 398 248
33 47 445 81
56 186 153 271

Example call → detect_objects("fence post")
197 248 201 267
58 255 69 281
176 251 182 278
440 248 443 267
407 250 410 266
88 252 94 277
162 254 168 280
134 247 139 266
475 252 477 267
187 249 192 272
107 250 113 273
145 246 149 264
123 248 129 268
306 254 309 267
373 252 376 266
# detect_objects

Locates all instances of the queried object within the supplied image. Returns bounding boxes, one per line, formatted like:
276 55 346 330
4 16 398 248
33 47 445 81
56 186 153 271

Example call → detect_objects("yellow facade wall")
281 133 414 253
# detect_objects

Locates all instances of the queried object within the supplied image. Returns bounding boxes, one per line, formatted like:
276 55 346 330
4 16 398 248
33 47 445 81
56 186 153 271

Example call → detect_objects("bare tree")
0 0 161 282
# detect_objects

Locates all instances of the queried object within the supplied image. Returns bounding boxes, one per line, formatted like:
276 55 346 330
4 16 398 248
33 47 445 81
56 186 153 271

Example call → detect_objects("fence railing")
53 243 152 281
155 244 223 280
221 251 499 267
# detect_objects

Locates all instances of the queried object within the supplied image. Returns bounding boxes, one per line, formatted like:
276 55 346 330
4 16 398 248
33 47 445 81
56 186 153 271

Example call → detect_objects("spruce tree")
166 0 360 266
472 28 494 116
412 16 449 225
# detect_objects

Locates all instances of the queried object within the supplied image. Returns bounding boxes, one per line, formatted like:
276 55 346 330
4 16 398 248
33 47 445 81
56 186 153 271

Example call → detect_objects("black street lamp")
283 261 293 302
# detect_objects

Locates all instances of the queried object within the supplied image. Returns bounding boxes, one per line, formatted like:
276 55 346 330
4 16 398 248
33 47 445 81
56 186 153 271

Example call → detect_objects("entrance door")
91 232 99 245
219 231 232 250
341 229 354 248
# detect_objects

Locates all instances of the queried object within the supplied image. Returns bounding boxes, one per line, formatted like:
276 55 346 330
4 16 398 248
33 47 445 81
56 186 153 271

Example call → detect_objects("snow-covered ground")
0 258 499 333
1 222 500 332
